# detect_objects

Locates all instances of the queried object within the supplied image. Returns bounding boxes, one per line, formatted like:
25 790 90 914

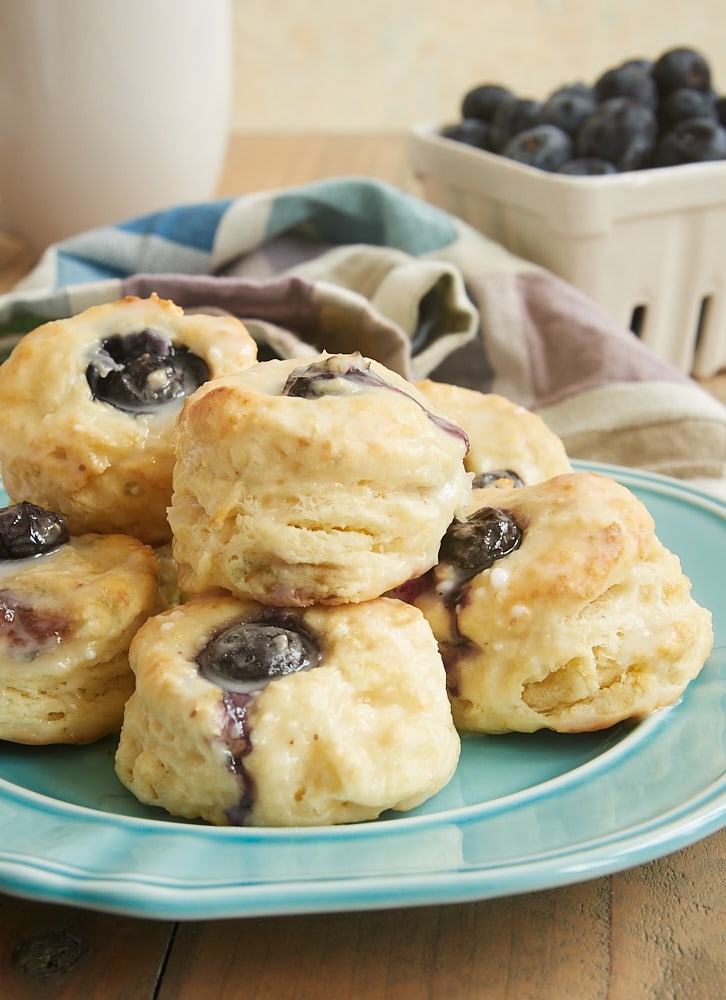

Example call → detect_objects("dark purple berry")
651 116 726 166
537 84 597 136
620 58 654 75
490 97 542 151
652 47 711 98
502 124 573 171
576 97 658 171
658 88 718 130
557 157 618 175
471 469 524 489
441 118 494 152
594 63 658 110
0 502 69 560
86 330 210 414
439 507 522 577
461 83 514 123
196 614 321 693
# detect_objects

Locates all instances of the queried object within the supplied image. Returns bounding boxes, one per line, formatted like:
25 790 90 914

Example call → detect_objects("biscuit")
115 592 460 826
415 380 571 487
168 353 471 606
402 471 713 733
0 294 257 545
0 504 162 744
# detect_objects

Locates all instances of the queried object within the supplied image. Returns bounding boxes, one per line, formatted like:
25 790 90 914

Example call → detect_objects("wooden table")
0 133 724 999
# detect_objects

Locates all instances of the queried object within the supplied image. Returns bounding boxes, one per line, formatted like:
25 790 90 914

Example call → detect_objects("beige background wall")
230 0 726 131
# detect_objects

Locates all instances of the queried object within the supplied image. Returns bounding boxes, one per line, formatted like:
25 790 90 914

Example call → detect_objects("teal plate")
0 462 724 920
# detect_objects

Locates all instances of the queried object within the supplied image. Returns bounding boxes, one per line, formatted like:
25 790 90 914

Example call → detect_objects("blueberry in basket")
502 124 572 170
575 96 658 171
651 116 726 166
652 47 712 97
490 96 542 151
441 45 726 174
658 87 718 130
461 82 513 123
594 62 659 110
535 82 597 136
441 118 494 151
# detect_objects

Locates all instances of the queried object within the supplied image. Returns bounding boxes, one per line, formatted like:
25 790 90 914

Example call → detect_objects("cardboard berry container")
410 121 726 376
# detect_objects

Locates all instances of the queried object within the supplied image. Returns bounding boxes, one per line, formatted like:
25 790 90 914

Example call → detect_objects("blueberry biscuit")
169 353 472 606
415 380 571 488
115 592 460 826
0 501 162 744
397 471 713 733
0 294 257 545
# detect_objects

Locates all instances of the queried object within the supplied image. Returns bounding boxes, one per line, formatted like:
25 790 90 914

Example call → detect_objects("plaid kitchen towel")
1 176 725 497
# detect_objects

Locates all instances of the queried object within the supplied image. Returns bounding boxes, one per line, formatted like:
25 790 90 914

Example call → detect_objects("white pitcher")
0 0 232 252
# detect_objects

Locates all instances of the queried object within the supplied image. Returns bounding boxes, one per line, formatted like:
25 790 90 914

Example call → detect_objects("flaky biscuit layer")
169 355 471 605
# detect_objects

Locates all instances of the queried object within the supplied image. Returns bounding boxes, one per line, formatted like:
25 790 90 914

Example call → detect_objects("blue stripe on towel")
264 178 458 255
117 199 234 252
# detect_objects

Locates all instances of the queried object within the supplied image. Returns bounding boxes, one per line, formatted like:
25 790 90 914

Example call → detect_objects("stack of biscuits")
0 296 713 828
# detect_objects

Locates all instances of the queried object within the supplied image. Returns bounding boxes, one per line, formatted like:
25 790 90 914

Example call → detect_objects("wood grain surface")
0 132 724 1000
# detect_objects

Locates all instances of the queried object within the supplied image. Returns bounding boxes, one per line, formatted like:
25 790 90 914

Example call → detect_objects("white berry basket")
410 121 726 377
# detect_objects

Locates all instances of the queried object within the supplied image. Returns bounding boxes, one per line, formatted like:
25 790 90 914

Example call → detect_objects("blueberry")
557 157 618 175
86 329 210 414
441 118 494 152
594 63 658 110
282 354 383 398
537 84 597 136
438 507 522 577
461 83 513 123
658 88 718 130
282 355 469 448
620 58 654 75
490 96 542 151
717 96 726 127
471 469 524 488
576 97 658 171
652 47 712 98
0 502 69 560
650 116 726 166
196 614 321 694
502 124 573 171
